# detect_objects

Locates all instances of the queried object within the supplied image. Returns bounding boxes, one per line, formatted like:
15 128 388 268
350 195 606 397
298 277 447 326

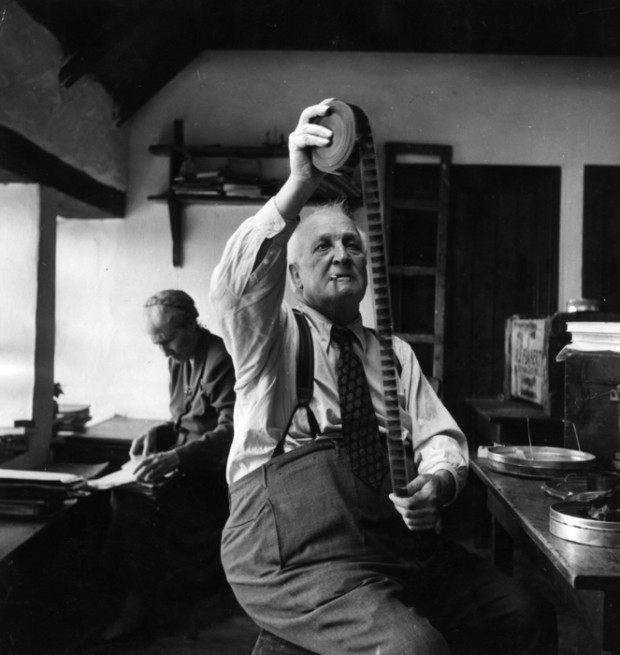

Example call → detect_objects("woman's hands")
129 427 180 483
132 450 180 483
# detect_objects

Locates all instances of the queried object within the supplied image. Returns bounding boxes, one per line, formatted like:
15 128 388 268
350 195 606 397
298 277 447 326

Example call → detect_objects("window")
0 184 39 425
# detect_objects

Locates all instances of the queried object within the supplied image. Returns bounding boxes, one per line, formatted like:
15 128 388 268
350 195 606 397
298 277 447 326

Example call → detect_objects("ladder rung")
396 333 441 344
386 141 451 383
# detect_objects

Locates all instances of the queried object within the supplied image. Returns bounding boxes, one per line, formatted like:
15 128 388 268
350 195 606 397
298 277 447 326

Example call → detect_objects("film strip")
312 100 413 495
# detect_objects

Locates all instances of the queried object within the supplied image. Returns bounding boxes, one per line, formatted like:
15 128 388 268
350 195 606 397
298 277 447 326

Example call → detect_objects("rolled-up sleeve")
210 199 297 387
209 199 301 483
394 337 469 498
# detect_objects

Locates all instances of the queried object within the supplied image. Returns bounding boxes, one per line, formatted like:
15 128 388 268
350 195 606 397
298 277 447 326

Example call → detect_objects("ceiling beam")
0 125 126 218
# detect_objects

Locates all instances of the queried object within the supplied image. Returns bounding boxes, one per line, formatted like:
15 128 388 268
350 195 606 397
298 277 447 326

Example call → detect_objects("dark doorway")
442 166 560 430
583 165 620 312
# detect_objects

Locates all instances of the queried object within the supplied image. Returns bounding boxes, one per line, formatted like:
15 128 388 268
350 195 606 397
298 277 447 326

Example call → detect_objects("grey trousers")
222 441 557 655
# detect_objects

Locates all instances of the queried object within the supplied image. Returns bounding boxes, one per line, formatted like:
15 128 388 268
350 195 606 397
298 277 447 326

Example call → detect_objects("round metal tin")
486 446 596 479
550 500 620 548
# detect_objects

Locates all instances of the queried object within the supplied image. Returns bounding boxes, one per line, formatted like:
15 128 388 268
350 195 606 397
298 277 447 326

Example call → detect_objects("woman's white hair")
143 289 199 329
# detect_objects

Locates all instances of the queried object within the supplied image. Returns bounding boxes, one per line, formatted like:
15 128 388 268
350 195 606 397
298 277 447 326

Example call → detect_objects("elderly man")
210 101 557 654
100 289 235 643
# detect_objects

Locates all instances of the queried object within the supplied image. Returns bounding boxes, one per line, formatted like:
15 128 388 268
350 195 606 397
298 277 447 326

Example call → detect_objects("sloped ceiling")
14 0 620 124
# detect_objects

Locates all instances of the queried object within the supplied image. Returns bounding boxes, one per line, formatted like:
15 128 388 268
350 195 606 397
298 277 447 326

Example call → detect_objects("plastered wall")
53 50 620 423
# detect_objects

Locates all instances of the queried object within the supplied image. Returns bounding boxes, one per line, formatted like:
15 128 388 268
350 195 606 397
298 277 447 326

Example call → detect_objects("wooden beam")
0 125 126 217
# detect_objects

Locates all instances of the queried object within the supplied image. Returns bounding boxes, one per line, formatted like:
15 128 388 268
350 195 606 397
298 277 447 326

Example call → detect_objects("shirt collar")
296 303 367 352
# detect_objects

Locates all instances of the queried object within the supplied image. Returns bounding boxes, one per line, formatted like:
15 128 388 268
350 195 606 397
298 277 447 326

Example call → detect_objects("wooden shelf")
149 144 288 158
148 192 270 205
149 119 361 267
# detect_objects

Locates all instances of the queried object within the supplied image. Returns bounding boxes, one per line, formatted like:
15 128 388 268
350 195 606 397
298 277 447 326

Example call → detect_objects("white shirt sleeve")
393 337 469 497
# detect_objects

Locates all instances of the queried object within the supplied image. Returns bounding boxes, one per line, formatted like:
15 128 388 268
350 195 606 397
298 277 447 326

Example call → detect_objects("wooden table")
471 455 620 654
465 397 565 449
0 461 108 562
51 415 164 469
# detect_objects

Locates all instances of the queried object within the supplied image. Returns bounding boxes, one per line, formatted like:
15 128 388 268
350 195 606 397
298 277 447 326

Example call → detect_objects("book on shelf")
173 185 224 197
556 321 620 360
54 404 92 432
568 322 620 343
174 178 224 188
0 426 28 437
222 183 266 198
0 468 85 487
174 170 223 182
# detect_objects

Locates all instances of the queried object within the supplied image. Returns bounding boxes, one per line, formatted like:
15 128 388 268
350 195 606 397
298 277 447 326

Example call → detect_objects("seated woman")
100 289 236 642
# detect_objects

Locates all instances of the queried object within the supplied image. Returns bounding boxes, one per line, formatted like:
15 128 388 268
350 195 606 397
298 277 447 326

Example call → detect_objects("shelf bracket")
167 194 183 267
169 119 186 267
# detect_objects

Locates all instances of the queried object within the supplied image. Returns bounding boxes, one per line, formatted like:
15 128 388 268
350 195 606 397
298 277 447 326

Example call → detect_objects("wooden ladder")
383 142 453 388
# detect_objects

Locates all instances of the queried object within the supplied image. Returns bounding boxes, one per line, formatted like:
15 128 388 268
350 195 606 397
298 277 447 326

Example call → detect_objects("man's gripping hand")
288 99 334 184
389 470 455 532
274 98 335 221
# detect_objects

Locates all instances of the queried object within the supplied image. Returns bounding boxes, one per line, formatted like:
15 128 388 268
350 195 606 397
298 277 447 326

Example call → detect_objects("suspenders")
293 308 317 428
272 309 321 458
273 308 401 459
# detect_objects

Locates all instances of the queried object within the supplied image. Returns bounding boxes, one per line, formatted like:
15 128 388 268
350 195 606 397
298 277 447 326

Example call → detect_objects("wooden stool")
252 629 317 654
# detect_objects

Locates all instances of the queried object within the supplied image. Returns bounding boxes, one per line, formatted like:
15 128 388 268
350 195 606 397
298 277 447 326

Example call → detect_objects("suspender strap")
272 310 321 459
294 309 314 407
273 310 402 460
293 310 322 439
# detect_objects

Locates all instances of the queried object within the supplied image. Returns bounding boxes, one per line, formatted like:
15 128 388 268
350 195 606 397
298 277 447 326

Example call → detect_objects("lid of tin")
487 446 596 479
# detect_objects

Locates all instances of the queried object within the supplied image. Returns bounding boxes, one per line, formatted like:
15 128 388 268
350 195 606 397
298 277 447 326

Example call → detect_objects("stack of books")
173 170 225 197
0 469 86 518
222 182 268 198
173 161 283 201
54 404 91 433
566 322 620 353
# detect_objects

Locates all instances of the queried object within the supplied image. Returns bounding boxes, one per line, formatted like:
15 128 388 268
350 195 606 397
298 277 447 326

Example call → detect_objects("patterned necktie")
331 325 388 489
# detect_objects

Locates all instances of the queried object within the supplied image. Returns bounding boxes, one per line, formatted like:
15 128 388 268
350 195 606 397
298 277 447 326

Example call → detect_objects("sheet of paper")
86 457 142 490
0 469 82 486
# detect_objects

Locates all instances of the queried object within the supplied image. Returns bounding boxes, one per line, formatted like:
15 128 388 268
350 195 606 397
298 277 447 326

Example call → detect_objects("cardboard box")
504 312 620 416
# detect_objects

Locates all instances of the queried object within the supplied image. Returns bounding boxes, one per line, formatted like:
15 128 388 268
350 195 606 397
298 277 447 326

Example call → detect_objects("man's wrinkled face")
290 211 368 321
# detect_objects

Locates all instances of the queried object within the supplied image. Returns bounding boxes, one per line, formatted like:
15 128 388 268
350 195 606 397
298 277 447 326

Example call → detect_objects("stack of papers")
557 322 620 360
87 461 137 490
0 468 84 486
0 469 86 518
87 458 178 497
